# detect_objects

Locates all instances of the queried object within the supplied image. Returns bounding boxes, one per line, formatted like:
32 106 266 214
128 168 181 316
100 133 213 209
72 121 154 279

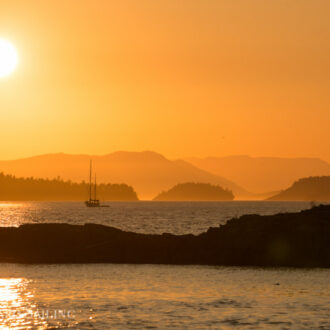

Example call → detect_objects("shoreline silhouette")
0 205 328 267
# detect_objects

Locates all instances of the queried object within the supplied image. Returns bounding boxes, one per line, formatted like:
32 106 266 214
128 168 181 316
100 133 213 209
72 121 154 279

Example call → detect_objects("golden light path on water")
0 263 329 328
0 278 47 329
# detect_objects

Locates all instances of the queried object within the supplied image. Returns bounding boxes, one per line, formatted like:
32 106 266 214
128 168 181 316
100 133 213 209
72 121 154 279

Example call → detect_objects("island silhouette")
0 172 138 201
153 182 234 201
268 176 330 201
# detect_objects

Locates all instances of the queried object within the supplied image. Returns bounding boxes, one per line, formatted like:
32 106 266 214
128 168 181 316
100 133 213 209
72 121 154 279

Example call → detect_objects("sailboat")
85 160 101 207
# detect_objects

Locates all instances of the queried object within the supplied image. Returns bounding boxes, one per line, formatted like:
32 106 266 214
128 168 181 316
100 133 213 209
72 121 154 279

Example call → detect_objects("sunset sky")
0 0 329 161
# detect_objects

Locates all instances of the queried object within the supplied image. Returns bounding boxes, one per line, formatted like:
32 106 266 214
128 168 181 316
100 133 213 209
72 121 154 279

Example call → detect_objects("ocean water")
0 201 329 329
0 264 329 329
0 200 321 234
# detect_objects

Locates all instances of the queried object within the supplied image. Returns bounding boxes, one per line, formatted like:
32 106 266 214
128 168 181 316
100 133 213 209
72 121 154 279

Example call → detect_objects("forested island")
0 172 138 201
153 182 234 201
0 205 328 267
268 176 330 201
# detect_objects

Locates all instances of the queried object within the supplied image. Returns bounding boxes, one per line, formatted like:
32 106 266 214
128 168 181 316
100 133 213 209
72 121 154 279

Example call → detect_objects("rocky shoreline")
0 205 329 267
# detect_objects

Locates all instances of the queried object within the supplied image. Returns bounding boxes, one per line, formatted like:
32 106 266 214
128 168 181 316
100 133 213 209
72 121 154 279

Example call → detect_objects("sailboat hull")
85 200 100 207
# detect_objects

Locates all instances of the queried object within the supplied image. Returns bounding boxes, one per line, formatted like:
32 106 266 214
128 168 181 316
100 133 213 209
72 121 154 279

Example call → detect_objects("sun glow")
0 39 18 78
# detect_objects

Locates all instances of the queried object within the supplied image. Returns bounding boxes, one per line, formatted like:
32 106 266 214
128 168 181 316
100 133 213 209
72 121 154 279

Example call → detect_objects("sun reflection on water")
0 203 24 208
0 278 47 329
0 202 27 227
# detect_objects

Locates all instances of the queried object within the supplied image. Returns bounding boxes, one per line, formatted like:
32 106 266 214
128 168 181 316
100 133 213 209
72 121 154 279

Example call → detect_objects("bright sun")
0 38 18 78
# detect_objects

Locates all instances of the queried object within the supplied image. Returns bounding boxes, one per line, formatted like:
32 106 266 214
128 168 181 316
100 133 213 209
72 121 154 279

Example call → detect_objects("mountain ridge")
185 155 330 194
0 151 249 200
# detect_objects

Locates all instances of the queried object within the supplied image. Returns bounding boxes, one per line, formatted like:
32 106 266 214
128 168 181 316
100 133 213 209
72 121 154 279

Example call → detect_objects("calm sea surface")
0 201 329 329
0 201 323 234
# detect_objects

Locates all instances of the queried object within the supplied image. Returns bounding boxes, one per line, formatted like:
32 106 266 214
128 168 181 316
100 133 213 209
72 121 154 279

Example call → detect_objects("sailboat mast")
89 160 92 201
94 173 97 200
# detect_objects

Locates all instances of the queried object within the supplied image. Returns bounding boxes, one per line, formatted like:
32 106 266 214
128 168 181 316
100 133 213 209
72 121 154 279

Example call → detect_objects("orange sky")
0 0 329 161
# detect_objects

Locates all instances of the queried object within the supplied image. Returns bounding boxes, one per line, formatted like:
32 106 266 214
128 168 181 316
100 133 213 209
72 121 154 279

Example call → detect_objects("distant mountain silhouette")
185 156 330 194
0 152 248 200
153 182 234 201
0 172 138 201
268 176 330 201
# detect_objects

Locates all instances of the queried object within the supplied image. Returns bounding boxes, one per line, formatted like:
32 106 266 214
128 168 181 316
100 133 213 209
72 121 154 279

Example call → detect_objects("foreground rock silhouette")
0 205 329 267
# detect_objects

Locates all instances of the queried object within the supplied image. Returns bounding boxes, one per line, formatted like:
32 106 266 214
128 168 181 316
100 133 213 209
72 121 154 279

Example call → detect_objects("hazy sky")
0 0 329 161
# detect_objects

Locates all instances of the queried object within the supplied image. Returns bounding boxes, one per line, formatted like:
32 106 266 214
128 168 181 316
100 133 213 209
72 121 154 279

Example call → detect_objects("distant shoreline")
1 199 329 202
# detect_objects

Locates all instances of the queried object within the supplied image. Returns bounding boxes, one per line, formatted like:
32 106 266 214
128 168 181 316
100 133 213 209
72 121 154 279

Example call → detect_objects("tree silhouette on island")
268 176 330 201
0 172 138 201
153 182 234 201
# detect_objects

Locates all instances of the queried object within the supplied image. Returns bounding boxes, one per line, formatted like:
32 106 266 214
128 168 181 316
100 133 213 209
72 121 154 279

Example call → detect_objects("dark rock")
0 205 329 267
